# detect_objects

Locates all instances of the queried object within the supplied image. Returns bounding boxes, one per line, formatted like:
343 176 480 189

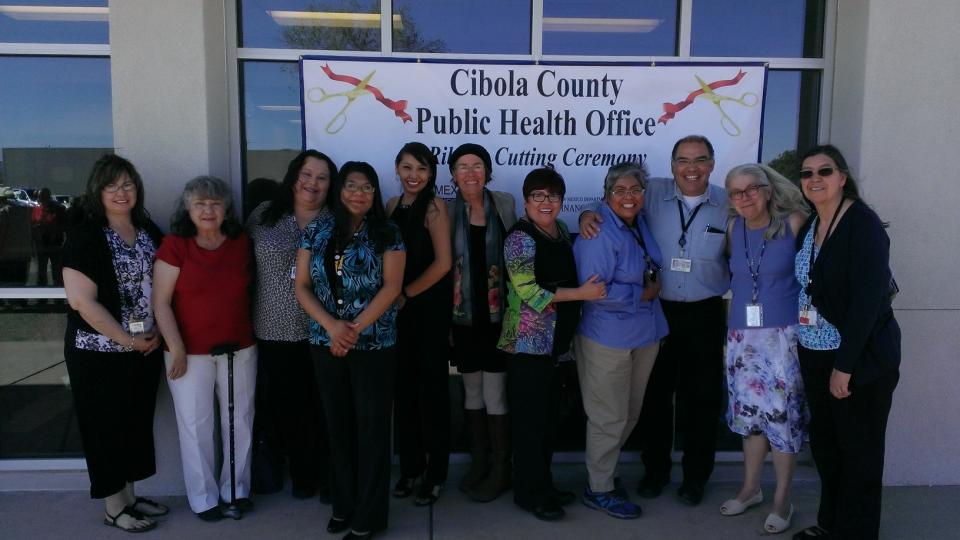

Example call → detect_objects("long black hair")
329 161 393 252
800 144 861 201
394 142 438 237
259 149 338 227
76 154 152 227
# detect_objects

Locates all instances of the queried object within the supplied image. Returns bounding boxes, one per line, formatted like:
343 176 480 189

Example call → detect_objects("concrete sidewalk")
0 464 954 539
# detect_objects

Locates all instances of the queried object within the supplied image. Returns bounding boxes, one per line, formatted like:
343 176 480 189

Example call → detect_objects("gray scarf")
451 189 505 326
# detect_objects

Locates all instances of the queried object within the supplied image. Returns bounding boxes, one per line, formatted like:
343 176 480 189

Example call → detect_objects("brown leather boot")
458 408 489 493
467 413 511 502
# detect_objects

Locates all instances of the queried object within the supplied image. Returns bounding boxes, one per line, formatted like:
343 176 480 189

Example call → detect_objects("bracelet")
129 334 135 349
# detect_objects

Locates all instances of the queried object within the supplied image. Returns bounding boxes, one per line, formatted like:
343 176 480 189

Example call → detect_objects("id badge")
129 320 146 334
799 307 818 326
670 257 692 273
290 264 297 280
745 304 763 328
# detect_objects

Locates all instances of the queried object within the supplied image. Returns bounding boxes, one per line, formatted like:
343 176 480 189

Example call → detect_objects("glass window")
392 0 530 54
691 0 825 58
542 0 677 56
0 308 82 458
762 70 821 178
0 56 112 288
240 0 382 51
0 0 108 44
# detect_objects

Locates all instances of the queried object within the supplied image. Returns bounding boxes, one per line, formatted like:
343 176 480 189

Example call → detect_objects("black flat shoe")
677 483 705 506
637 476 667 499
392 477 416 498
548 487 576 506
327 516 350 534
414 484 440 506
196 506 223 522
343 530 373 539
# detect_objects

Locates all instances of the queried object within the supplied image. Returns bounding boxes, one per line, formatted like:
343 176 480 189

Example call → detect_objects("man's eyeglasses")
673 157 712 167
528 192 562 203
799 167 836 180
103 182 136 193
343 182 375 194
728 184 768 201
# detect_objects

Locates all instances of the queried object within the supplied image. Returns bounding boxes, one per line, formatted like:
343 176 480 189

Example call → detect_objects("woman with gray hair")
572 162 668 520
719 164 809 534
153 176 257 521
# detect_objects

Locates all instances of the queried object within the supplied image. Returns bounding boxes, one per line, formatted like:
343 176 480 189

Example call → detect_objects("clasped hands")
328 319 362 357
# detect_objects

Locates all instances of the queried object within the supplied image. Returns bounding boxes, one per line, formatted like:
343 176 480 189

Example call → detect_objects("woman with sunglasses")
385 143 453 506
791 145 900 540
295 162 405 540
499 167 605 521
719 164 809 534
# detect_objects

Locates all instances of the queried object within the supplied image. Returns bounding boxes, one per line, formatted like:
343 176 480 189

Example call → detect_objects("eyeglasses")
528 192 562 203
343 182 375 194
673 156 712 167
454 163 485 174
610 187 645 198
103 182 136 193
799 166 836 180
728 184 768 201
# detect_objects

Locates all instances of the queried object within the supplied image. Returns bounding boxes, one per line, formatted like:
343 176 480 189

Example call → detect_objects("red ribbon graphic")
322 64 411 123
658 70 747 125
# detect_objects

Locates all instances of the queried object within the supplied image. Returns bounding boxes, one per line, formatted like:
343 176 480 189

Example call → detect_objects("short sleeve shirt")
300 217 405 350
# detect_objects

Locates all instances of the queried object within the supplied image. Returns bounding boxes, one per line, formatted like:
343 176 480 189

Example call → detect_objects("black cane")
211 342 242 520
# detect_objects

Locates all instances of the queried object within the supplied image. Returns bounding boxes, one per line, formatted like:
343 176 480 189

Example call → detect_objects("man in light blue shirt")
580 135 730 506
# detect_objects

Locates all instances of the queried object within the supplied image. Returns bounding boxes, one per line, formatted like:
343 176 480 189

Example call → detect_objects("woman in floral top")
498 167 605 521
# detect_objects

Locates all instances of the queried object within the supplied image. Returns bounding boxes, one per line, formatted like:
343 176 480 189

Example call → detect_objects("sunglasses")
799 166 836 180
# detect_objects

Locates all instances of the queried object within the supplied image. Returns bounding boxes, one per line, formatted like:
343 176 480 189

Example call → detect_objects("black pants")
64 346 162 498
313 345 396 533
394 307 451 485
799 346 898 540
507 353 559 507
257 339 329 492
639 296 725 487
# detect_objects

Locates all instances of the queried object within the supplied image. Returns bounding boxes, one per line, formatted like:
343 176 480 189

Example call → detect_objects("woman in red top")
153 176 256 521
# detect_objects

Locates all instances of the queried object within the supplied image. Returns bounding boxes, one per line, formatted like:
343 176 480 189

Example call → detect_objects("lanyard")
742 218 769 303
804 197 845 293
621 217 662 273
677 200 704 251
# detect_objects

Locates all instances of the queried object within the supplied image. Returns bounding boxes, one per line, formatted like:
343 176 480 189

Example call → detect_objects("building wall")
831 0 960 485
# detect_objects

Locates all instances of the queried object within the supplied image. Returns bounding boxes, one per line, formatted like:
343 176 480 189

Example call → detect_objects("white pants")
575 335 659 493
165 345 257 513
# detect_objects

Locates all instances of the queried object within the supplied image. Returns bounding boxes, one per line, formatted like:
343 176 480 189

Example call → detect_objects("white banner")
301 58 766 229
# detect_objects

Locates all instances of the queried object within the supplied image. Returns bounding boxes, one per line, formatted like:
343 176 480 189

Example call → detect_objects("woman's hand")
578 211 603 239
395 293 407 310
326 320 359 354
641 280 661 301
578 274 606 300
830 369 852 399
131 331 161 355
167 350 188 380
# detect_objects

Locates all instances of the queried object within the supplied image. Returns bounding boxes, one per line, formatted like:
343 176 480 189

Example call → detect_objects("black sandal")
792 525 831 539
414 484 440 506
104 506 157 533
392 477 416 498
133 497 169 517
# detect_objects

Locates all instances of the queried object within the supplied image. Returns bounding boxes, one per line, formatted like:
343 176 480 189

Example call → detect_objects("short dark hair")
80 154 151 227
800 144 860 201
671 134 715 160
170 176 243 238
522 167 565 199
260 149 338 226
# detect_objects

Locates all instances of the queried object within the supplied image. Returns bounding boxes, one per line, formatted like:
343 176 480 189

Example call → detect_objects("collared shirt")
574 203 669 349
642 177 730 302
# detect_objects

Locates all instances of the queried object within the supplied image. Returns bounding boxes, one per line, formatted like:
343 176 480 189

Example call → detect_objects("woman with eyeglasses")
153 176 257 521
791 145 900 540
62 155 166 532
385 143 453 506
246 150 338 501
719 164 809 534
446 143 517 503
499 167 605 521
295 162 405 540
572 162 667 520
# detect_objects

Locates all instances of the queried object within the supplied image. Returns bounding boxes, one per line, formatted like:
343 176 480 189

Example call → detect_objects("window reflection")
691 0 825 58
762 70 821 179
240 0 382 51
0 0 108 44
542 0 677 56
391 0 530 54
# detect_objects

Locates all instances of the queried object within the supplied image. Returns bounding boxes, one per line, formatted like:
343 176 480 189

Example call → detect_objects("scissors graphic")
694 75 759 136
306 70 376 134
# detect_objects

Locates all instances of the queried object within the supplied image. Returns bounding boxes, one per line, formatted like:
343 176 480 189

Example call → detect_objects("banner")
301 58 766 229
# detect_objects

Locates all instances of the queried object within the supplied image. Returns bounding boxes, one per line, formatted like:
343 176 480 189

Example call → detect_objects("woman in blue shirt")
295 162 405 540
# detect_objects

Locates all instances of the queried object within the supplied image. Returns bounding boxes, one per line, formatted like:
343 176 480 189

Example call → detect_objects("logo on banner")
658 70 759 136
306 64 412 134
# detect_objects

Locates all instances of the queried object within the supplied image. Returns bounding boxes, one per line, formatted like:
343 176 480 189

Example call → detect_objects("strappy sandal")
104 506 157 533
392 477 416 498
792 525 831 539
132 497 169 517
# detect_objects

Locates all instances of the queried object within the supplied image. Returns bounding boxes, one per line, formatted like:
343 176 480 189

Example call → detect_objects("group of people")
60 134 899 540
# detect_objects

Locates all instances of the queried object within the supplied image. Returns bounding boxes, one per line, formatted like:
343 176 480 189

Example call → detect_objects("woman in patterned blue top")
295 161 405 540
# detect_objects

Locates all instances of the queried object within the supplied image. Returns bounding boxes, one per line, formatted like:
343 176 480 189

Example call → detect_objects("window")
0 0 108 44
542 0 677 56
691 0 825 58
240 0 383 51
391 0 531 54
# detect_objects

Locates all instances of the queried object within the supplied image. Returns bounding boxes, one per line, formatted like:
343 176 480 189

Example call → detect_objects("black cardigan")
798 199 900 386
62 218 164 347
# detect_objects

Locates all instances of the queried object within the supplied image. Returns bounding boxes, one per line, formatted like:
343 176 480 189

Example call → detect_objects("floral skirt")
725 325 809 453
